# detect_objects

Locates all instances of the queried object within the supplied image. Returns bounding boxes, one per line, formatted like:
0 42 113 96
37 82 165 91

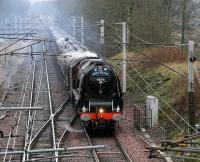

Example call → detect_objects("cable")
130 64 197 133
82 29 121 44
127 74 148 97
105 57 188 132
107 58 152 62
104 20 122 32
76 28 120 48
129 32 185 47
0 41 41 57
79 21 186 77
104 20 122 40
104 20 185 47
83 35 119 48
0 31 34 54
128 45 185 77
125 67 185 132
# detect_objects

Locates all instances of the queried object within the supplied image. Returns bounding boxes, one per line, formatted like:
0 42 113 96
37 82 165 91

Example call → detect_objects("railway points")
0 14 198 162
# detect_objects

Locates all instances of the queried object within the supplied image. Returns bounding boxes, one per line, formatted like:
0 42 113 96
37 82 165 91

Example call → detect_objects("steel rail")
41 30 58 159
26 60 44 160
2 64 30 162
44 58 57 159
8 62 34 162
28 97 70 149
0 71 17 107
3 62 33 162
57 113 77 147
3 129 13 162
26 37 70 159
113 133 133 162
84 127 132 162
83 127 100 162
25 154 93 162
22 56 36 161
3 22 49 162
56 113 77 162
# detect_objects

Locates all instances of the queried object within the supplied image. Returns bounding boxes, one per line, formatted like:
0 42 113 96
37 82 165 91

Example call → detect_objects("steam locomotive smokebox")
146 96 158 128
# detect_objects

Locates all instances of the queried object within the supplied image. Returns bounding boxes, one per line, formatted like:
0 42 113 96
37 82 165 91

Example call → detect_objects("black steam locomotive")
50 27 123 130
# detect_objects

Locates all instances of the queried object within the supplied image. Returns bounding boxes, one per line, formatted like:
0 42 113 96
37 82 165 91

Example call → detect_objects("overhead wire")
129 31 185 47
104 20 122 41
122 62 185 132
81 28 121 44
79 20 199 133
82 20 186 77
103 54 189 132
76 28 120 48
129 63 197 133
104 20 185 47
126 74 149 97
107 58 152 62
128 45 185 77
0 28 39 54
63 19 199 135
71 20 187 79
127 71 184 132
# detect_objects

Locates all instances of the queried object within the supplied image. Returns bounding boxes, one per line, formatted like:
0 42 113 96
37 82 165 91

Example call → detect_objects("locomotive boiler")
50 27 123 130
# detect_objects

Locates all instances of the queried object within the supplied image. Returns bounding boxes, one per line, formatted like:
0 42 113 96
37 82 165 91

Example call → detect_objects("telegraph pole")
100 19 105 57
72 16 76 38
15 16 17 33
100 19 104 44
72 16 84 44
122 22 127 93
188 40 195 133
5 18 7 74
115 22 127 93
20 16 23 34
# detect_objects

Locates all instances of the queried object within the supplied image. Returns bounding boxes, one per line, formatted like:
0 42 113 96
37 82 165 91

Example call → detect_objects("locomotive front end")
79 61 123 129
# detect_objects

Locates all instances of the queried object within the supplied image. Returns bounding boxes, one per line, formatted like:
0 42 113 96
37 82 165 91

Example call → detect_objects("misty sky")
29 0 56 4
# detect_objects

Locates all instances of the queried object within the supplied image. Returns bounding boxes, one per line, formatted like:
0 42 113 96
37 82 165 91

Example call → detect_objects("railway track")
84 128 132 162
0 22 157 162
22 31 77 162
0 27 77 161
0 54 36 162
4 28 130 162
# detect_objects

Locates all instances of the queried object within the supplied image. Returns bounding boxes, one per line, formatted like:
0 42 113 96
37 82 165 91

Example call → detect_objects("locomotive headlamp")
82 106 86 112
99 108 104 113
116 106 120 112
